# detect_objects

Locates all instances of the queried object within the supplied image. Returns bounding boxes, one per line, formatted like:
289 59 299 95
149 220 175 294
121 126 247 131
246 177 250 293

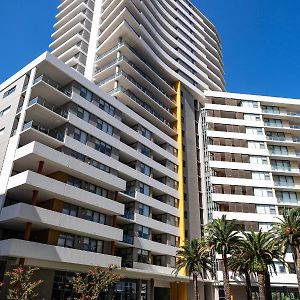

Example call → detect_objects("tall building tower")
0 1 225 299
50 0 225 242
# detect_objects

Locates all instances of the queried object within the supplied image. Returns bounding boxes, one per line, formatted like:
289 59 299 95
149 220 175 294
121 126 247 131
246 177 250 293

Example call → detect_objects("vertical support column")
111 191 118 256
0 67 37 213
171 81 187 300
19 160 44 266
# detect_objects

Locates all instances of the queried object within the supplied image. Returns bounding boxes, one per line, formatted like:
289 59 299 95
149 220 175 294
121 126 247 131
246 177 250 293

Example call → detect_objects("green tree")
175 238 212 300
205 215 241 300
4 266 43 300
273 207 300 296
228 245 252 300
241 231 284 300
71 265 122 300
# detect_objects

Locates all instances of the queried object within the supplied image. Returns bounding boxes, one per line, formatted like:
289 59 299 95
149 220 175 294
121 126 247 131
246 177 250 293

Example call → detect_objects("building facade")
0 0 299 300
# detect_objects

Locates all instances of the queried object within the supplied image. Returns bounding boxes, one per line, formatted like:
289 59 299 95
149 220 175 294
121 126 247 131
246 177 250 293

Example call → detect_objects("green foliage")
240 230 284 274
273 207 300 253
205 215 241 256
174 238 212 278
71 265 122 300
4 266 43 300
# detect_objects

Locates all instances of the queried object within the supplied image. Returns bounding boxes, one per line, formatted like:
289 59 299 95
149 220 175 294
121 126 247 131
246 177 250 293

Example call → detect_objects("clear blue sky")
1 0 300 98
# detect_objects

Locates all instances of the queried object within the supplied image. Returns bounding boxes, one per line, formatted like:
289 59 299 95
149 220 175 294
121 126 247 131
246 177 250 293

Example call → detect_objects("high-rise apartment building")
0 0 298 299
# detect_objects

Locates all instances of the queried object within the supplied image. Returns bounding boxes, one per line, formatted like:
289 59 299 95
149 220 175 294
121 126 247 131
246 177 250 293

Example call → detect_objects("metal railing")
28 96 68 118
22 121 64 142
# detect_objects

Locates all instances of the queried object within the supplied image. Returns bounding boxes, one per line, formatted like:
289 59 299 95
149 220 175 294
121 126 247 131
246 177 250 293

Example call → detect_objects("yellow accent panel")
170 282 187 300
173 81 185 276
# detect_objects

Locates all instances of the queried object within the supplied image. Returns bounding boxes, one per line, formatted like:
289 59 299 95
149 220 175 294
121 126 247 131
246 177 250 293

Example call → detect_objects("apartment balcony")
97 71 176 122
25 74 71 106
7 171 124 216
0 239 121 269
25 96 68 128
54 1 93 30
110 87 177 136
19 120 65 148
13 142 126 191
0 203 123 242
52 11 90 40
95 41 175 94
132 262 174 275
56 0 94 21
95 56 175 105
134 237 177 256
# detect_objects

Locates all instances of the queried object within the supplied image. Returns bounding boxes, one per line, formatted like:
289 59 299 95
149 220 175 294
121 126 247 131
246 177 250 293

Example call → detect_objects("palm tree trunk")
221 251 231 300
193 274 199 300
264 271 272 300
257 272 266 300
244 271 252 300
292 246 300 297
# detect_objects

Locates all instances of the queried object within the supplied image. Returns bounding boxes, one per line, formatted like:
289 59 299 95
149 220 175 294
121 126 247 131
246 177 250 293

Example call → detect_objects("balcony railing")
122 210 135 220
267 136 285 141
33 74 72 97
22 121 65 142
122 234 134 245
28 96 69 118
274 182 294 187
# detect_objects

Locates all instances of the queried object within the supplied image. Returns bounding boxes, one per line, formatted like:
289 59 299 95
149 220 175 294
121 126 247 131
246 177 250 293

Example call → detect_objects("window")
94 139 112 156
140 144 151 157
271 160 291 171
266 131 285 141
138 163 151 176
67 176 81 188
141 127 151 140
264 118 282 127
137 249 149 263
74 128 87 144
80 86 92 102
88 184 108 198
138 226 150 239
259 223 272 232
244 114 260 121
262 105 280 114
70 150 85 162
62 204 78 217
3 86 16 98
138 203 150 217
0 127 4 136
0 106 11 117
252 172 270 180
246 127 263 135
77 107 90 122
99 99 115 116
58 233 74 248
82 238 103 253
276 191 297 204
254 188 273 197
250 156 268 165
248 141 265 149
138 182 150 196
85 210 106 224
96 118 113 135
256 205 276 215
273 175 294 187
268 145 288 155
240 101 258 108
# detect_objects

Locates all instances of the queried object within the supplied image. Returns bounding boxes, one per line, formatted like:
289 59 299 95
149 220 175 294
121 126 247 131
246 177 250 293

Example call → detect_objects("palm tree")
273 207 300 296
205 215 241 300
174 238 212 300
228 246 252 300
241 230 284 300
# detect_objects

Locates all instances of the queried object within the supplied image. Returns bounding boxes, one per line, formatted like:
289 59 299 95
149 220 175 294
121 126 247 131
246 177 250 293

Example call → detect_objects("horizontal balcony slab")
132 262 174 276
212 193 277 205
0 203 123 241
14 141 126 191
7 171 124 216
134 237 177 256
213 211 279 223
0 239 121 268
